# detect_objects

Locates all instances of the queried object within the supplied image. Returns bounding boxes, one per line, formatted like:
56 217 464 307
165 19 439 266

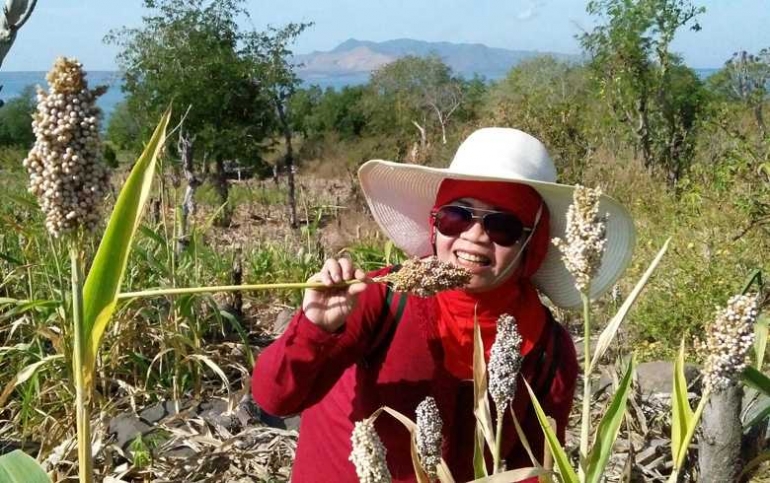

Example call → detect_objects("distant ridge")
293 38 578 80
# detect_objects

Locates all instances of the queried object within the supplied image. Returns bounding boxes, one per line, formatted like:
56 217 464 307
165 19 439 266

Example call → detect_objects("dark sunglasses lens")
435 206 472 236
483 212 524 246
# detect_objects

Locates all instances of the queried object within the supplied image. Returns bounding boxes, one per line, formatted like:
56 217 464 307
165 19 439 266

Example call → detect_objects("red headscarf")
432 179 551 379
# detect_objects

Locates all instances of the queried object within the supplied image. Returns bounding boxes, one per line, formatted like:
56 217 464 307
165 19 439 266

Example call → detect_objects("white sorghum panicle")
415 396 443 479
703 294 759 392
374 256 472 297
552 185 608 292
349 418 391 483
22 57 110 237
487 314 523 413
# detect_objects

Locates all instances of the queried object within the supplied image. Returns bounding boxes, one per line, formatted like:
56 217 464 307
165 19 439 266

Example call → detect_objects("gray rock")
108 413 153 449
109 400 191 450
636 361 700 395
273 309 294 335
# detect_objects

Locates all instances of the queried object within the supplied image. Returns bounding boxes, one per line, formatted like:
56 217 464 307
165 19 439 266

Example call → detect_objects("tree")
485 56 596 181
106 100 143 151
367 55 464 160
107 0 275 229
0 0 38 106
707 49 770 139
0 84 34 146
580 0 707 187
242 22 311 229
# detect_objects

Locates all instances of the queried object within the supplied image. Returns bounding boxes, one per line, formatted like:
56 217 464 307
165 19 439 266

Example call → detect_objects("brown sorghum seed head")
552 185 608 293
376 256 472 297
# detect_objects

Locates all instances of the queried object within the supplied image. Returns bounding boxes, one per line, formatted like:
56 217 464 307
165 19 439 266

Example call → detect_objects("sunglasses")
431 205 532 247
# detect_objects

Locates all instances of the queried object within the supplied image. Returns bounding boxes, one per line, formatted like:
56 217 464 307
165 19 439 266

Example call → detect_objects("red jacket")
252 267 577 482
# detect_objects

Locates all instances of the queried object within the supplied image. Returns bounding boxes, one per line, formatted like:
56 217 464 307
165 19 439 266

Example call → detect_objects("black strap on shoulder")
526 310 562 402
361 275 408 368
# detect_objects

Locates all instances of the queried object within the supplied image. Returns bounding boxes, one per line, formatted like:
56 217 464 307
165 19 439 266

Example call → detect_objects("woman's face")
434 197 524 292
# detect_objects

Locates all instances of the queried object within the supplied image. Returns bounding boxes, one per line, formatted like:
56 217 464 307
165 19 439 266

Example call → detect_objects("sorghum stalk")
70 240 92 483
117 256 472 300
579 292 591 483
24 57 110 483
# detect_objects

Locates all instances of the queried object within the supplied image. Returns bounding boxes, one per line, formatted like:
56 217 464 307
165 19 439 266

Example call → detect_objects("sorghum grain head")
22 57 110 237
415 396 443 479
552 185 608 293
703 294 759 392
487 314 523 412
375 256 472 297
349 418 391 483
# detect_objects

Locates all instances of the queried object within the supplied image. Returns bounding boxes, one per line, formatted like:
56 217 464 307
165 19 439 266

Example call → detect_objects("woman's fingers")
339 257 354 280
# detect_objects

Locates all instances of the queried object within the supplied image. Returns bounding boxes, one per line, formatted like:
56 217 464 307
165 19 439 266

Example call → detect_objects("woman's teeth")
455 251 490 266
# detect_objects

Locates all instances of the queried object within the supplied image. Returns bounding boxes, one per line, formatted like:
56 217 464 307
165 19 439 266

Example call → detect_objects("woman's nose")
461 218 490 243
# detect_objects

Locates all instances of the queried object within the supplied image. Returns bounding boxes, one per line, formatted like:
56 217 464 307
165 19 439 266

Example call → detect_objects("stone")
273 309 294 335
636 361 701 395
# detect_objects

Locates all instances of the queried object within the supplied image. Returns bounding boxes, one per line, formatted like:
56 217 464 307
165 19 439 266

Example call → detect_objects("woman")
252 128 635 482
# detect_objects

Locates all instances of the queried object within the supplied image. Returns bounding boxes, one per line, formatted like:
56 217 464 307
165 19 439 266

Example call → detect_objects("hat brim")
358 159 636 309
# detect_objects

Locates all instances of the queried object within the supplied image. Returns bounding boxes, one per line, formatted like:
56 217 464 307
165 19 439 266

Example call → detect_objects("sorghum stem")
117 279 363 300
493 409 505 473
71 242 93 483
579 291 591 483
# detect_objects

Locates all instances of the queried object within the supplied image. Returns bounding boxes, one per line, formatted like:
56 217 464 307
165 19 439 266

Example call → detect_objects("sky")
4 0 769 71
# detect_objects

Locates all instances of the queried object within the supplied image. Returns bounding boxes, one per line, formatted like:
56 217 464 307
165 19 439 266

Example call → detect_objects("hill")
293 38 578 81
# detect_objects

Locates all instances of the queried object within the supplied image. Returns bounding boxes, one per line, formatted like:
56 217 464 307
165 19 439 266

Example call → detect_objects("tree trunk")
177 130 199 254
229 244 243 318
274 95 297 229
411 120 427 163
698 385 743 482
213 155 231 227
754 103 766 140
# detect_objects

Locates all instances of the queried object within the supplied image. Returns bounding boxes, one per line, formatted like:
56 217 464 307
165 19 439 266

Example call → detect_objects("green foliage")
365 54 465 144
106 0 275 172
0 450 49 483
581 0 708 185
484 57 597 182
106 100 143 152
0 85 35 148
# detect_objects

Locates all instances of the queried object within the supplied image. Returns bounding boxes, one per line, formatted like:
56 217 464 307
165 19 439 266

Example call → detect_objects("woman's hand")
302 257 370 332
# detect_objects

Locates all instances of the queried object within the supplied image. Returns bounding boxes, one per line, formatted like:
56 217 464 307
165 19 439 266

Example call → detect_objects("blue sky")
4 0 769 71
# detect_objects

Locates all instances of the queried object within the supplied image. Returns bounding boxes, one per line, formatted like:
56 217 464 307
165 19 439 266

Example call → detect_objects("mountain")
293 38 578 81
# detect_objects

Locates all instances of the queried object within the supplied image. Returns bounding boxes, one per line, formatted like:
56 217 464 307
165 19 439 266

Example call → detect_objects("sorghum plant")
552 185 608 481
23 57 110 483
22 57 171 483
524 184 663 483
670 294 760 482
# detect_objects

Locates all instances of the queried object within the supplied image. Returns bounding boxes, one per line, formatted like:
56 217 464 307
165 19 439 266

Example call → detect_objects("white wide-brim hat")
358 127 635 309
